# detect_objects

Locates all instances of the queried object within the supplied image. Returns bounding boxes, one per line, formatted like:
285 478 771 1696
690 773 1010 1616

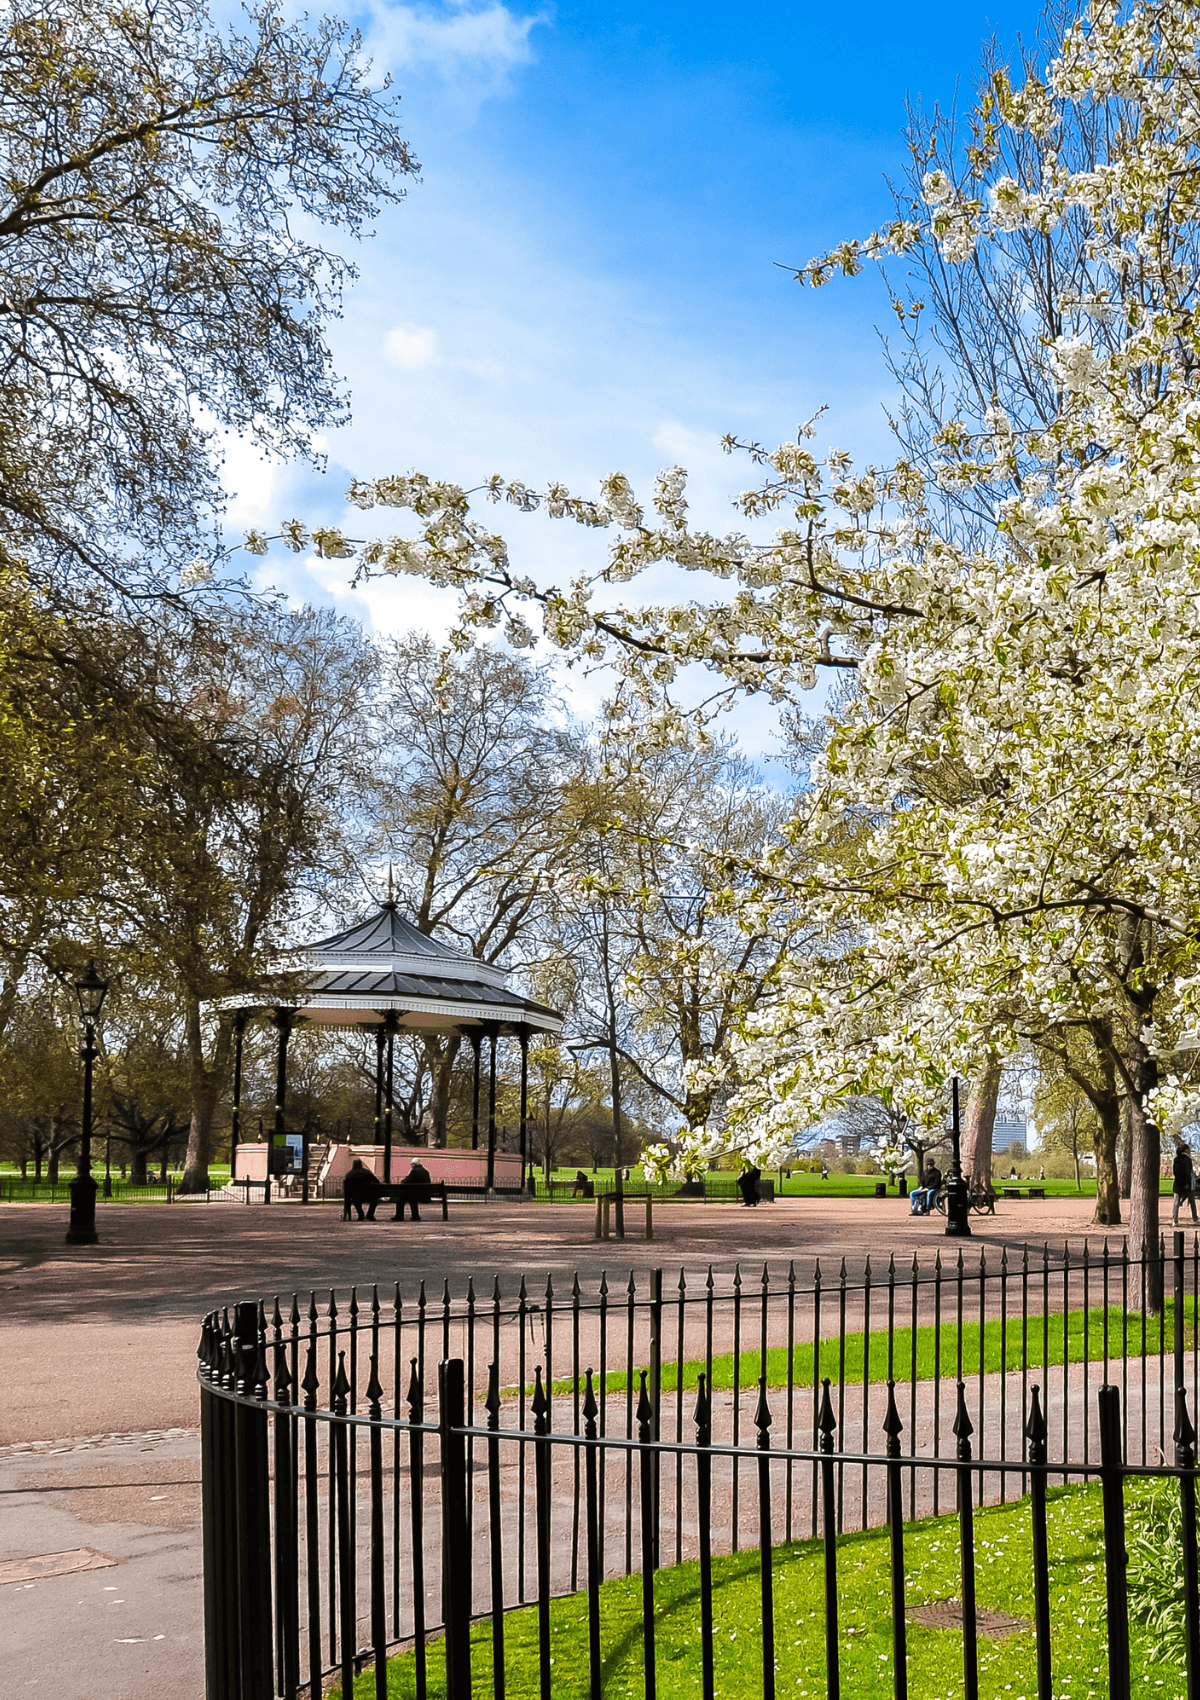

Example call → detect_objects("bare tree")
566 742 811 1145
370 636 588 1145
0 0 414 596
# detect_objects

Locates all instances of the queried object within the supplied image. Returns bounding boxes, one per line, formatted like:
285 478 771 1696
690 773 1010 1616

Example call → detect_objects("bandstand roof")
230 902 563 1035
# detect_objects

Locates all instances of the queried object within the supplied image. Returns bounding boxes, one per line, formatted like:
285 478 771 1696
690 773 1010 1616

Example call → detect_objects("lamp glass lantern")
74 961 109 1022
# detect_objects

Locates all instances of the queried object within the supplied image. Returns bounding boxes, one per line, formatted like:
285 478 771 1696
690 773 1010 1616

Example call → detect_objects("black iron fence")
199 1235 1200 1700
1 1174 188 1202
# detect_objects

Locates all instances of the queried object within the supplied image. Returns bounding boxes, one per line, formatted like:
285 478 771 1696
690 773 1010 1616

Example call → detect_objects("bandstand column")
271 1008 296 1204
486 1022 498 1192
518 1025 530 1193
470 1032 482 1151
229 1010 248 1181
384 1011 400 1184
373 1025 385 1154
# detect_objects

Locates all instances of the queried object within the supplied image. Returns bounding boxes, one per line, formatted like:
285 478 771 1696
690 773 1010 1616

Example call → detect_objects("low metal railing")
1 1175 185 1202
198 1234 1200 1700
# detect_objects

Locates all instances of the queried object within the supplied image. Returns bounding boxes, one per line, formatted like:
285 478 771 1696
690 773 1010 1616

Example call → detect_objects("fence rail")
1 1176 184 1202
199 1234 1200 1700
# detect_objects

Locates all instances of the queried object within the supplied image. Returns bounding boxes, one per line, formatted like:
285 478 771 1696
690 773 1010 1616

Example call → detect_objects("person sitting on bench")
571 1169 594 1198
393 1155 433 1221
342 1158 379 1221
911 1160 942 1216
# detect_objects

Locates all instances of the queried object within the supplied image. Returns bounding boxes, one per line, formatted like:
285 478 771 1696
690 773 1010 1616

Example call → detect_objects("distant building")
836 1133 861 1158
994 1118 1027 1158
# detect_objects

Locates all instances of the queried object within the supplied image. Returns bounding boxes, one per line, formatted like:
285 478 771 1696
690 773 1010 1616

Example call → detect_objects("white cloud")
362 2 545 93
385 323 440 368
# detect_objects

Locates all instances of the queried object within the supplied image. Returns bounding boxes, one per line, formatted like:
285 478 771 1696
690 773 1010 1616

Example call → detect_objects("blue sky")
234 0 1037 732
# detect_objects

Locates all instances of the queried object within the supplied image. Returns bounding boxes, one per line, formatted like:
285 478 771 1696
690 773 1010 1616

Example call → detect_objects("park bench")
345 1179 451 1221
546 1178 595 1198
1001 1186 1046 1200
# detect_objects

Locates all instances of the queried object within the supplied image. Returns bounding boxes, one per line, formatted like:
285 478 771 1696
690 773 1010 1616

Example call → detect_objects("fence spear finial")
693 1372 711 1444
818 1378 837 1451
1025 1383 1047 1462
332 1351 350 1414
406 1357 422 1422
882 1379 903 1456
635 1369 653 1440
1175 1384 1197 1465
754 1376 772 1439
953 1380 974 1453
366 1353 384 1414
531 1365 549 1433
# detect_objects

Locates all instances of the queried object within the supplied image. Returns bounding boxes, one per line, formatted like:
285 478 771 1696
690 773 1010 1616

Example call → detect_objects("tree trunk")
1127 1039 1162 1310
1093 1098 1121 1226
131 1146 148 1185
180 1001 233 1193
423 1035 460 1148
1117 1097 1133 1198
960 1055 1002 1191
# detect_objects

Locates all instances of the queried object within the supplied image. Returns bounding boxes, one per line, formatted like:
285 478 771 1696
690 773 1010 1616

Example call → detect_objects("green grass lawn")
775 1174 1175 1200
537 1167 1177 1201
335 1480 1184 1699
543 1299 1193 1400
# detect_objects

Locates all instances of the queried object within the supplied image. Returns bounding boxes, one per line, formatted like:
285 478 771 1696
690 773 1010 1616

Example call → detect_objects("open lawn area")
536 1167 1169 1202
338 1481 1183 1700
545 1298 1195 1398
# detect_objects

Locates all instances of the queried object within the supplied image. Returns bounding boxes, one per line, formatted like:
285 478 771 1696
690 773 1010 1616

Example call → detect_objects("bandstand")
226 901 563 1199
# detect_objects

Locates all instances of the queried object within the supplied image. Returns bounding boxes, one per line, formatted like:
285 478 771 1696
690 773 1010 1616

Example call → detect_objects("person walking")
1173 1143 1199 1226
737 1163 762 1206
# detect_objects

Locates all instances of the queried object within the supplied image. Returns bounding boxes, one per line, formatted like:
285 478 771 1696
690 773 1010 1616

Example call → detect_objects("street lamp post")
66 961 109 1246
944 1074 973 1239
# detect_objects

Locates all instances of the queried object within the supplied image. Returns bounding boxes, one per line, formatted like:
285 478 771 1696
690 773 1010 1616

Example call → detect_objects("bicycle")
932 1180 995 1217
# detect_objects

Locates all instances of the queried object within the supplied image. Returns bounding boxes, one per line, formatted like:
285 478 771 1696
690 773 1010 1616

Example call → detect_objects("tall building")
994 1117 1028 1158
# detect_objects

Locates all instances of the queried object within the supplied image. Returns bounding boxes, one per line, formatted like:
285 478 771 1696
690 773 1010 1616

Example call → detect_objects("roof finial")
387 862 394 906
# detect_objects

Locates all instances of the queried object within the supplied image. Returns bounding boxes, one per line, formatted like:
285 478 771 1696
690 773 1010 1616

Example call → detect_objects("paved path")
0 1192 1127 1442
0 1191 1149 1700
